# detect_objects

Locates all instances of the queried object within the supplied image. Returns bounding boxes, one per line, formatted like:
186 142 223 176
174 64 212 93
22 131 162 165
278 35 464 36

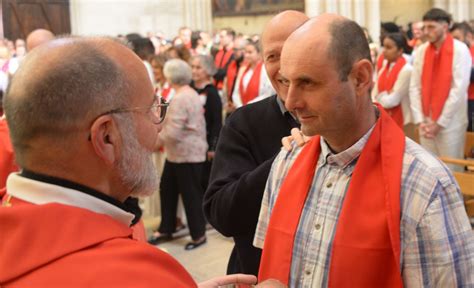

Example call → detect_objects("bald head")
5 37 148 166
26 29 55 51
261 10 308 98
285 14 371 81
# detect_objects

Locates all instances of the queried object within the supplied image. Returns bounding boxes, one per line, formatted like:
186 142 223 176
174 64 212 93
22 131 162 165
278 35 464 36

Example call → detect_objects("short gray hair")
163 58 192 85
328 19 371 81
4 37 130 166
191 55 217 76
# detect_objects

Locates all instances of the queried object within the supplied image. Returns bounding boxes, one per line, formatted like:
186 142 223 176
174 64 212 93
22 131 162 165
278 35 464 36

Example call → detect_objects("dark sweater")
203 95 299 275
191 82 223 151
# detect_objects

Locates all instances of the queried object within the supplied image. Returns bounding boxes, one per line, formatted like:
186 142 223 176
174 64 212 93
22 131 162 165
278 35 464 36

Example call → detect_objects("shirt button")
326 182 333 188
305 270 312 276
315 224 321 230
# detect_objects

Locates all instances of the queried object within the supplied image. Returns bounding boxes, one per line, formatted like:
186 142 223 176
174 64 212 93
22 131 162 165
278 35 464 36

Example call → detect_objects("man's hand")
225 102 236 113
207 151 215 161
419 121 441 139
282 128 311 151
198 274 257 288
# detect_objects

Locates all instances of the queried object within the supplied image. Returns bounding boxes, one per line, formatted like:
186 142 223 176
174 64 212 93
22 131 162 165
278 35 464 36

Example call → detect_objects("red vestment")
377 56 407 127
421 34 454 121
0 119 18 191
239 62 263 105
259 107 405 287
0 196 196 287
214 48 234 90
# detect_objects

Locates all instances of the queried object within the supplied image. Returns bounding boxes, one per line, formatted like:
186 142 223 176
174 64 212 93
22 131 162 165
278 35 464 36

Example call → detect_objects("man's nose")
285 85 299 112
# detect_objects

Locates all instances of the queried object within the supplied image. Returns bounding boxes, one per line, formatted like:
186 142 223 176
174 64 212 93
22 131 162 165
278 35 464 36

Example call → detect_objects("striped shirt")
254 127 474 287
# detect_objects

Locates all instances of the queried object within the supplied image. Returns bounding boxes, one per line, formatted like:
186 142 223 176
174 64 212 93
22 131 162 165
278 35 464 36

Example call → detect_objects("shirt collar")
319 124 376 170
6 172 135 226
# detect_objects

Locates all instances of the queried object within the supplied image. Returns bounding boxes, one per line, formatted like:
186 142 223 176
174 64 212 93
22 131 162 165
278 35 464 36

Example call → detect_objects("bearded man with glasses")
0 37 257 287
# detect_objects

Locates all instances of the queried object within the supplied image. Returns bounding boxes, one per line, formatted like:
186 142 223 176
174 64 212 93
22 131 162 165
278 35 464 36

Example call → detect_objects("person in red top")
214 28 235 90
0 36 257 287
451 21 474 131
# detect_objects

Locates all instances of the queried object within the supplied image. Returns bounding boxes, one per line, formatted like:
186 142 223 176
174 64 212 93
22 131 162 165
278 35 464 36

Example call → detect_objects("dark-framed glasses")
101 96 169 124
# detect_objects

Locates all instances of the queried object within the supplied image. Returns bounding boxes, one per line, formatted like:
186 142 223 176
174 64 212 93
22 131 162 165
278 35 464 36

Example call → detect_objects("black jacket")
191 82 223 151
203 95 299 275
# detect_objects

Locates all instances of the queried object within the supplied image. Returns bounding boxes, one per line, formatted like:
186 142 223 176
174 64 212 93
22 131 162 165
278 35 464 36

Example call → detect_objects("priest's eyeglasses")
102 96 169 124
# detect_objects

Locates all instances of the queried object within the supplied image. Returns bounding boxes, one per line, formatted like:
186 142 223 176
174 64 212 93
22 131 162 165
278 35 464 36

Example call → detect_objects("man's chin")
301 125 318 137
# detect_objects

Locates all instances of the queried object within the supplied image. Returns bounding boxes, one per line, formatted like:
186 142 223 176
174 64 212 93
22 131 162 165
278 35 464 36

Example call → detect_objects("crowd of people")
0 6 473 287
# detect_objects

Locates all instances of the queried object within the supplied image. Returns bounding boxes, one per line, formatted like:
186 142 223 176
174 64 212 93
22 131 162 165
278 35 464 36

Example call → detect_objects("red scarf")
214 48 234 89
377 56 406 127
239 61 263 105
258 107 405 287
226 60 238 102
421 34 454 120
376 53 385 71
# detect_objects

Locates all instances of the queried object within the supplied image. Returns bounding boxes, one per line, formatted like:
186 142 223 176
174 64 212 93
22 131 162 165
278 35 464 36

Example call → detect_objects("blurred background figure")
226 40 274 113
190 55 223 191
152 59 208 250
372 32 414 139
450 21 474 131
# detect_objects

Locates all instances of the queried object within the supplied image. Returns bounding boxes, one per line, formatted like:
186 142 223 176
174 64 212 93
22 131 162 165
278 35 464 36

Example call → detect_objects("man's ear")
351 59 373 97
90 115 120 166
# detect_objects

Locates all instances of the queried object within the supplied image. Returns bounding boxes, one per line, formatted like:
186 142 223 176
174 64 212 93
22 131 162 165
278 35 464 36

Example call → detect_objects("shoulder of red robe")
0 202 196 287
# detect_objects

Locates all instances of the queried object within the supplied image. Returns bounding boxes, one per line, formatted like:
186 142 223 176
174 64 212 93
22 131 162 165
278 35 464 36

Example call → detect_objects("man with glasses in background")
0 36 257 287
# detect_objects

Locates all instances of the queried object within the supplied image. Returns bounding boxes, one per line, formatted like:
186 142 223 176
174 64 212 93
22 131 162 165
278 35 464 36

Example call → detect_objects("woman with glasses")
190 55 222 191
151 58 208 250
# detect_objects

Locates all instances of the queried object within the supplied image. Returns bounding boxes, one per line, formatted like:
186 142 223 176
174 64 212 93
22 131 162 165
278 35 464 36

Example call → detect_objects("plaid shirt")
254 127 474 287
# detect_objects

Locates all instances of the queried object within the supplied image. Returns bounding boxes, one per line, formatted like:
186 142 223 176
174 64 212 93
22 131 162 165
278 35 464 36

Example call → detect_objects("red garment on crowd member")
214 48 233 90
0 119 18 190
0 196 197 287
239 61 263 105
225 60 239 102
421 34 454 121
259 107 405 287
468 45 474 101
377 56 407 127
376 53 385 71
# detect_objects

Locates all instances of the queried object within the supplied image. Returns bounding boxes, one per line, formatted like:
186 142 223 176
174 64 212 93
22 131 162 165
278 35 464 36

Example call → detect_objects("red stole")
239 61 263 105
214 48 234 89
421 34 454 121
0 198 197 287
468 45 474 101
226 60 238 102
376 53 385 71
377 56 406 127
215 48 233 69
258 107 405 287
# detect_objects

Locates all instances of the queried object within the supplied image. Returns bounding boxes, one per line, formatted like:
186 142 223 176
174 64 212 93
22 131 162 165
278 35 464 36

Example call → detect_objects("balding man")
255 14 474 286
26 29 55 51
204 11 307 276
0 37 257 287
